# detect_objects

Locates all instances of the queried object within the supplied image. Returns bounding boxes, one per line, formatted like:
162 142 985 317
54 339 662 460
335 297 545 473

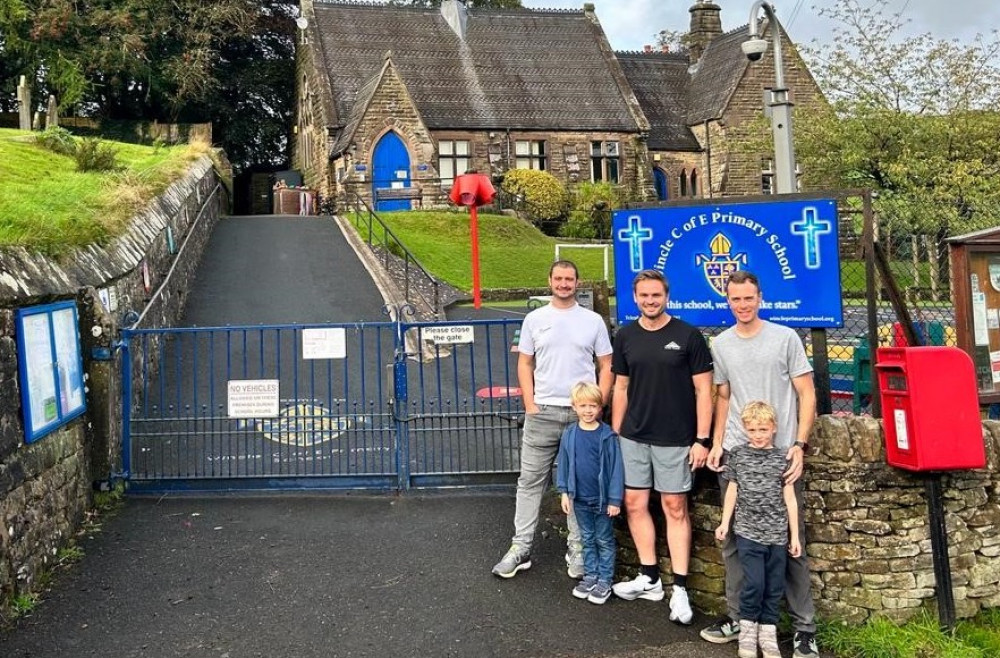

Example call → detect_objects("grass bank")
360 209 614 290
0 128 212 255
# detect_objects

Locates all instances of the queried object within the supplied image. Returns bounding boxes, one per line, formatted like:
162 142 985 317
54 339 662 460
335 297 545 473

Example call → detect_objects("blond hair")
570 381 603 406
740 400 777 427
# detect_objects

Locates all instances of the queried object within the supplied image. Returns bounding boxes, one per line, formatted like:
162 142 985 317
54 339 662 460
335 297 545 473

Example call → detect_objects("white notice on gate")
302 328 347 360
227 379 279 418
422 325 475 345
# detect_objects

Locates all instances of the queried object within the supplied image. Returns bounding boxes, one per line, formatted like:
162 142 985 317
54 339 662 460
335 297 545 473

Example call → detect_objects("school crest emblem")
696 233 747 297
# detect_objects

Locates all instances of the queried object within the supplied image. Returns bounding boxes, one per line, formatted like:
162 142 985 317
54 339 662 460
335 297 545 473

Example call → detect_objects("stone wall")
617 415 1000 623
0 155 228 608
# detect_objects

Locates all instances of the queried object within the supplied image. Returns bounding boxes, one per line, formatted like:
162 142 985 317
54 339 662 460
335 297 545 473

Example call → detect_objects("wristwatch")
694 437 712 448
793 440 808 452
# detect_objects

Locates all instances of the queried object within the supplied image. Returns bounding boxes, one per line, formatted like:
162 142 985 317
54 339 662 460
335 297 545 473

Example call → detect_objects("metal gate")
121 316 525 493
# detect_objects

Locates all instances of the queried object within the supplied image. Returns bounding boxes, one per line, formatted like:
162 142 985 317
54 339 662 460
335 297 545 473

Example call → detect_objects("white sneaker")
612 573 665 601
669 585 694 625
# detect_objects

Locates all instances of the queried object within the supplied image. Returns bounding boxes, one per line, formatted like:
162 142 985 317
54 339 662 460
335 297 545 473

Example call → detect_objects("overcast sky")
520 0 1000 51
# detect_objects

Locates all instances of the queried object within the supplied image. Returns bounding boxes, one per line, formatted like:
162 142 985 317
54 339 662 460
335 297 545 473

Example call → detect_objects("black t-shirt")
612 317 713 447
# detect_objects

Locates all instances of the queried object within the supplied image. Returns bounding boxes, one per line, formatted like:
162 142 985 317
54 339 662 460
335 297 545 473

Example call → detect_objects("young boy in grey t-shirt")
716 402 801 658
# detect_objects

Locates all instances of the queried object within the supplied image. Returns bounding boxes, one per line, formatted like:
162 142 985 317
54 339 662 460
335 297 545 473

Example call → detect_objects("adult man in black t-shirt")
610 270 713 625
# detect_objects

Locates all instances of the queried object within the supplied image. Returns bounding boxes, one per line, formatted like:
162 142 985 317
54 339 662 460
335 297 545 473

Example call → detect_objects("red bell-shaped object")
450 173 495 207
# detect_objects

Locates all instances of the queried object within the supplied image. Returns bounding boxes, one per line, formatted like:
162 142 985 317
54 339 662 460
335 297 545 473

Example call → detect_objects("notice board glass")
15 301 87 443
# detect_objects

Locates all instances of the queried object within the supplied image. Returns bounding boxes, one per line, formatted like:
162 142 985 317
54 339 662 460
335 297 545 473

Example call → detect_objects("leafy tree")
797 0 1000 237
0 0 295 173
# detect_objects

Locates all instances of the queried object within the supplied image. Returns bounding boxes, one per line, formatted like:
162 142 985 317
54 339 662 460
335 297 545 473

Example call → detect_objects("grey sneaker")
572 575 598 599
700 616 741 644
565 546 584 579
587 580 613 605
793 631 819 658
491 546 531 578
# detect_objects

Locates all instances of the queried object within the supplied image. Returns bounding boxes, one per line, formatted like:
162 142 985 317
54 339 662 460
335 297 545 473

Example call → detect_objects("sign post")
450 172 496 309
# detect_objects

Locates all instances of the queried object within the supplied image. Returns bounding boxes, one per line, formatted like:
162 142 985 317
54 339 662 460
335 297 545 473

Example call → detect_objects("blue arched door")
653 168 668 201
372 131 411 212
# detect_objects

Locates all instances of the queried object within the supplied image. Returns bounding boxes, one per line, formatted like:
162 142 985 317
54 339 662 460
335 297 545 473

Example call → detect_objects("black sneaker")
793 631 819 658
700 616 741 644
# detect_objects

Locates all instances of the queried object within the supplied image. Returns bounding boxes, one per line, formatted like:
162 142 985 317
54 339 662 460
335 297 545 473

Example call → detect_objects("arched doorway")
653 168 668 201
372 131 411 212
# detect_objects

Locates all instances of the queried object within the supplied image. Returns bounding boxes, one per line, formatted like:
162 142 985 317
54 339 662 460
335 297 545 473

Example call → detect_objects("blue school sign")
613 198 843 328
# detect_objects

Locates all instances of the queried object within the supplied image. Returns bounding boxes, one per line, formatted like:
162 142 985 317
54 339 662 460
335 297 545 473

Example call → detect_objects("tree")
0 1 295 173
797 0 1000 237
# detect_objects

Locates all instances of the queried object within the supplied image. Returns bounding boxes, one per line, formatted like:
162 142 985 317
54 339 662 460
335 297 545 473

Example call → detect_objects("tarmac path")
0 495 735 658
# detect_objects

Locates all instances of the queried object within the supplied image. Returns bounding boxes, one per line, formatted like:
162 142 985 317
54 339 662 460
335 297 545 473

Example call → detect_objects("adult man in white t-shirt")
492 260 614 579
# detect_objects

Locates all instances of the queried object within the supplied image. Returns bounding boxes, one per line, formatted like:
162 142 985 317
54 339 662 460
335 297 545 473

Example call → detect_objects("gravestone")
17 75 31 130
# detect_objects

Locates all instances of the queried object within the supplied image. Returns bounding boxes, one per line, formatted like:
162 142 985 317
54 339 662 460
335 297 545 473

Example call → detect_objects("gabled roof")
330 59 391 156
310 1 642 132
687 25 751 123
617 51 701 152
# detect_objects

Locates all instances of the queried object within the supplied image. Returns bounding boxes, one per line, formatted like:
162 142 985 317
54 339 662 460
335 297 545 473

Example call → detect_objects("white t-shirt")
518 303 613 406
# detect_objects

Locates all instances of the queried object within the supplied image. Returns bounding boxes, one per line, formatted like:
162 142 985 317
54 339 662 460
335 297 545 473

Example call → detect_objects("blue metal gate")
121 316 524 493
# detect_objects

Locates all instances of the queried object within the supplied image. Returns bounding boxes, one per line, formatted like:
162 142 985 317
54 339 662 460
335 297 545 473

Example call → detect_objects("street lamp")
742 1 796 194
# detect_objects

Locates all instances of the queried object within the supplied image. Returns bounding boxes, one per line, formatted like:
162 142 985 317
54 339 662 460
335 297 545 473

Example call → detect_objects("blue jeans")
574 499 616 583
736 534 787 624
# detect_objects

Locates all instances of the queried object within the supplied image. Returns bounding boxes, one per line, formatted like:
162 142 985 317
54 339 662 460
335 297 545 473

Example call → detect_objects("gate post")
119 330 133 481
393 315 411 491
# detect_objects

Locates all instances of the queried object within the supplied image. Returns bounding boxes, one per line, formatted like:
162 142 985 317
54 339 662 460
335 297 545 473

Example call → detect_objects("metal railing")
342 191 441 316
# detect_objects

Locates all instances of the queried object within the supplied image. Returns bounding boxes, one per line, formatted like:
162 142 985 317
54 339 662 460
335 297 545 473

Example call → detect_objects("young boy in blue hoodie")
556 381 625 605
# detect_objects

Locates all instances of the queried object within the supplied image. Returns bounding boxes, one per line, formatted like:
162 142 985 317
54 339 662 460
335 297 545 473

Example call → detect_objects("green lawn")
358 209 614 290
0 128 211 254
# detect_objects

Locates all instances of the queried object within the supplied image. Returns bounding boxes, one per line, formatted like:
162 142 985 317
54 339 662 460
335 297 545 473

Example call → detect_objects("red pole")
470 204 482 309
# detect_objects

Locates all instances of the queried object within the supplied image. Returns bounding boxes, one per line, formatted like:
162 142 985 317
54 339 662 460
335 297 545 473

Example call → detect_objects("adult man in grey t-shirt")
702 270 819 658
492 260 613 579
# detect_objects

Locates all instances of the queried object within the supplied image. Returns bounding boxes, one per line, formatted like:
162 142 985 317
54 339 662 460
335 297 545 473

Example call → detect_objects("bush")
74 138 120 172
500 169 570 231
560 210 599 239
35 127 77 156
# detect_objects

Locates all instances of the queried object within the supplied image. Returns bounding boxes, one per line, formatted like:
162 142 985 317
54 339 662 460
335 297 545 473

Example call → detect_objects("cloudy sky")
520 0 1000 51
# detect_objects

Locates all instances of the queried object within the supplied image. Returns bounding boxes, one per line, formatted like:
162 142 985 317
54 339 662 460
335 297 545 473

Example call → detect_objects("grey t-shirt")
711 321 812 451
518 302 613 406
726 444 790 546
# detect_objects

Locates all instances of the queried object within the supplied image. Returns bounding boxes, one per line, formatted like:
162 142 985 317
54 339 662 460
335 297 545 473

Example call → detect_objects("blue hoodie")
556 421 625 511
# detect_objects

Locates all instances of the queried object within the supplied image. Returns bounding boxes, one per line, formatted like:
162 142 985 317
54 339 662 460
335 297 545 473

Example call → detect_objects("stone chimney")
441 0 468 41
688 0 722 63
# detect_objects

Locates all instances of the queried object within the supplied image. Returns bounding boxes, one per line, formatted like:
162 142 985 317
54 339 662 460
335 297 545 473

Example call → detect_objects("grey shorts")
620 437 692 494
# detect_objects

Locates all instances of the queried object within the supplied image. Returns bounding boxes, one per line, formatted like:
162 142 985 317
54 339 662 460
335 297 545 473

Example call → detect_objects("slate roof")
310 1 642 133
688 25 753 123
616 52 701 152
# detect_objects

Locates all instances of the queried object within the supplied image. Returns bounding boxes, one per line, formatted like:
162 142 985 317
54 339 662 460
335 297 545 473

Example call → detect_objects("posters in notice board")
15 301 87 442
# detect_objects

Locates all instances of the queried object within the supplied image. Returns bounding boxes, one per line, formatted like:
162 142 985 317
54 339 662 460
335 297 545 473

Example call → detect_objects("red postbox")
876 346 985 471
449 173 496 309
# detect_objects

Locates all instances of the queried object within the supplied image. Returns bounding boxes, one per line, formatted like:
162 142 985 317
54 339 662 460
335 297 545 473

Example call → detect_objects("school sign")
612 198 843 328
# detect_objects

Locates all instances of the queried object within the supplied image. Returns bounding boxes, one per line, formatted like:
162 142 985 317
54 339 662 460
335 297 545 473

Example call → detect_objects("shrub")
74 138 120 172
560 210 599 239
35 126 77 156
500 169 570 231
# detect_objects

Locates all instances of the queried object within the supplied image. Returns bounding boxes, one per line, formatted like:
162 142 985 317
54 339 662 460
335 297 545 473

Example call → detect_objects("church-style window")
679 169 688 197
438 140 471 187
515 140 546 170
690 169 699 197
591 141 620 183
761 158 774 195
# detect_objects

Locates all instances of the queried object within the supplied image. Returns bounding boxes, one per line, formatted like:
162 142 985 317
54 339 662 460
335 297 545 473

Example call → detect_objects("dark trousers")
736 534 787 624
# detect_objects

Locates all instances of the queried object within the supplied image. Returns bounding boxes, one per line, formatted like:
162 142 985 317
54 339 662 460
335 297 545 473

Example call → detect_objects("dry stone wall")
618 415 1000 623
0 155 228 608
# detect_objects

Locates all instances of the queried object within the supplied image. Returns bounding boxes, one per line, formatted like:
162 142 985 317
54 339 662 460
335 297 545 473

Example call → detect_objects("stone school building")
293 0 824 211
